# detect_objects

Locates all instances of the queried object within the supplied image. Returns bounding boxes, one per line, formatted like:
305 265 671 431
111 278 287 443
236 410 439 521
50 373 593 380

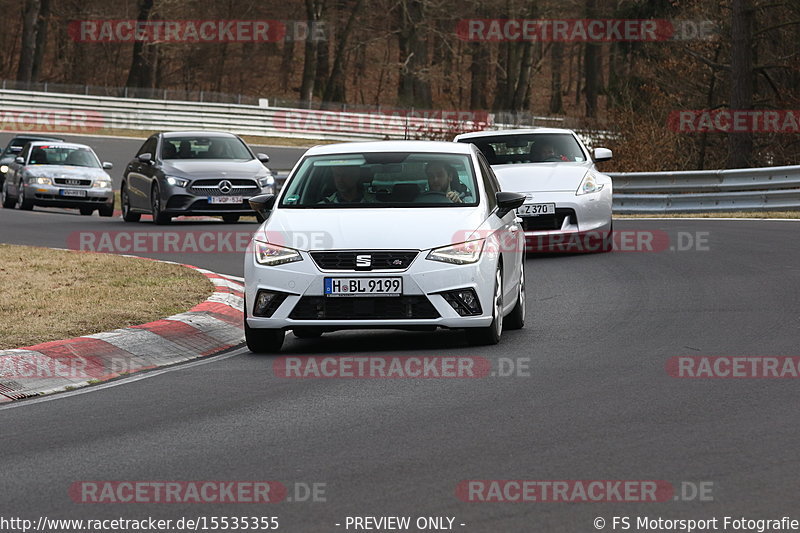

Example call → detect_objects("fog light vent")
441 288 482 316
253 290 288 317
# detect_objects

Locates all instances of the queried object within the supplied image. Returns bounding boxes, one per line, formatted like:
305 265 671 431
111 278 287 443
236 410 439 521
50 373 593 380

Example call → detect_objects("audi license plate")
208 196 243 204
60 189 87 197
324 277 402 297
518 203 555 216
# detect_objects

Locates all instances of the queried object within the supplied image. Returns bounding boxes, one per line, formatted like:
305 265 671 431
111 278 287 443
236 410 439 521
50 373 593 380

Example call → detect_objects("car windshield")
279 152 479 208
465 133 586 165
28 145 100 168
3 138 60 157
161 136 252 160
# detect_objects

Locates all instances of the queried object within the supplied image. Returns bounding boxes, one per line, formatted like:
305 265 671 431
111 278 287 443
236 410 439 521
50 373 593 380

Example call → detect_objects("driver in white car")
425 161 463 203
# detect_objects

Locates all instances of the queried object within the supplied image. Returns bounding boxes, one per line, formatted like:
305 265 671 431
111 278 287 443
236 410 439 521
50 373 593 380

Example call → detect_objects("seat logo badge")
218 180 233 194
356 255 372 268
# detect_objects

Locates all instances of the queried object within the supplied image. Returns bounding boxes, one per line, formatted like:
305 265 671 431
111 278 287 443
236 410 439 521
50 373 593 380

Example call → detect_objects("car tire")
466 265 503 346
17 185 34 211
151 184 171 225
1 180 15 208
79 207 94 216
121 184 141 222
222 214 240 223
244 320 285 354
504 259 525 330
293 327 323 339
98 202 114 217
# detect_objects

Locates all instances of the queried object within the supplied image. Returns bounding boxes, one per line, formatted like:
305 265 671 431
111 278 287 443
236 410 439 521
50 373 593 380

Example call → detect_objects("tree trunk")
323 0 363 104
299 0 324 108
16 0 41 84
549 42 564 114
125 0 155 88
30 0 50 82
727 0 754 169
583 0 601 118
397 0 431 108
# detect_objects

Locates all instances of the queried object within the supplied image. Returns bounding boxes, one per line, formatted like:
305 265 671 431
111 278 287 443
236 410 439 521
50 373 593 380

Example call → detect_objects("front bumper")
160 182 272 216
244 248 498 331
26 183 113 208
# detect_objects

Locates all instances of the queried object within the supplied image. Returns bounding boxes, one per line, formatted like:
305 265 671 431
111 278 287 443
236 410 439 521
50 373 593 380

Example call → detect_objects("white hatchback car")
454 128 613 252
243 141 526 353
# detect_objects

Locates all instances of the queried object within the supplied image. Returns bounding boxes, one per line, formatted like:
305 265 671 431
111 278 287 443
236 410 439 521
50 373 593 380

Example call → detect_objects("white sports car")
454 128 613 252
243 141 527 353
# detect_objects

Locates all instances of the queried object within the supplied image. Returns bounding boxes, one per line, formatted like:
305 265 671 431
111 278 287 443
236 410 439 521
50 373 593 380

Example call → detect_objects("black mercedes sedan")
121 131 275 224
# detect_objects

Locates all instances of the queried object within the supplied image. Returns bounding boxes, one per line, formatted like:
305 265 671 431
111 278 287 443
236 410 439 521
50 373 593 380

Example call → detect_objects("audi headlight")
253 240 302 266
32 176 53 185
93 179 111 189
0 165 8 174
165 175 189 187
426 239 485 265
576 172 604 195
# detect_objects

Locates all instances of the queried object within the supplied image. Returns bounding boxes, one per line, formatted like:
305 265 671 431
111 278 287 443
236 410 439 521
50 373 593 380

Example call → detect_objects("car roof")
9 135 64 143
161 131 239 138
303 140 476 157
454 127 577 141
27 141 93 150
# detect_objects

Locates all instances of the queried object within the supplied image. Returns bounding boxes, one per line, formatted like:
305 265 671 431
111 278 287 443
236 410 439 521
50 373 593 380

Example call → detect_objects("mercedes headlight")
253 240 302 266
426 239 485 265
258 175 275 189
576 172 604 195
165 175 189 187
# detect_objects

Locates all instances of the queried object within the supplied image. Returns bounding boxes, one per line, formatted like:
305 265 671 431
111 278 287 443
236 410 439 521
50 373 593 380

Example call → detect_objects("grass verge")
614 211 800 219
0 244 213 350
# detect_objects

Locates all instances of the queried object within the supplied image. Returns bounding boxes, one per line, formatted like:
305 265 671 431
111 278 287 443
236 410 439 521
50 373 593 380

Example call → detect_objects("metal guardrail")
610 165 800 212
0 88 556 142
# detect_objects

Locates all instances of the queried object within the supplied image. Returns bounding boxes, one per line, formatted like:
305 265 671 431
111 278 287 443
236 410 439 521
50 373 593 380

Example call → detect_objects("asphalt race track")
1 145 799 529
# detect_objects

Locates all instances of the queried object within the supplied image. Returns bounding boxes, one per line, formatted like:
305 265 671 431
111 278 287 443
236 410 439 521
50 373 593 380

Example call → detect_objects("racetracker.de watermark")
0 108 102 134
0 354 154 380
273 356 531 379
669 110 800 133
667 356 800 378
456 19 716 42
456 480 714 503
68 20 329 43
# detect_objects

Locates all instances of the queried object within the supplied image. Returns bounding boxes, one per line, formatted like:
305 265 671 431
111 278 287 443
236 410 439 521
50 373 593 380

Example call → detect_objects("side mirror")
248 194 277 223
256 153 270 163
102 161 113 170
137 153 153 164
593 147 612 162
495 191 526 218
15 156 24 164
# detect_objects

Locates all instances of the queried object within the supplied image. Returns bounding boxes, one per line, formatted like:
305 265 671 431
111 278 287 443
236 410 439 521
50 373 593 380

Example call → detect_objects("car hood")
24 165 110 179
258 207 489 251
492 163 591 193
161 159 266 179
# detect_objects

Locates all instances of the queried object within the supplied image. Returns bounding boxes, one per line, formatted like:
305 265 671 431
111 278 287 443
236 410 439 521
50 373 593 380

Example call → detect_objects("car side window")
137 137 157 157
477 153 498 211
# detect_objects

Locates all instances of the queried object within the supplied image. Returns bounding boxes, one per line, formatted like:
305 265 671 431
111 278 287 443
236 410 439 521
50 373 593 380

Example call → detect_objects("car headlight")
576 172 604 195
165 175 189 187
0 165 8 174
426 239 485 265
258 175 275 188
93 179 111 189
253 240 302 266
32 176 53 185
